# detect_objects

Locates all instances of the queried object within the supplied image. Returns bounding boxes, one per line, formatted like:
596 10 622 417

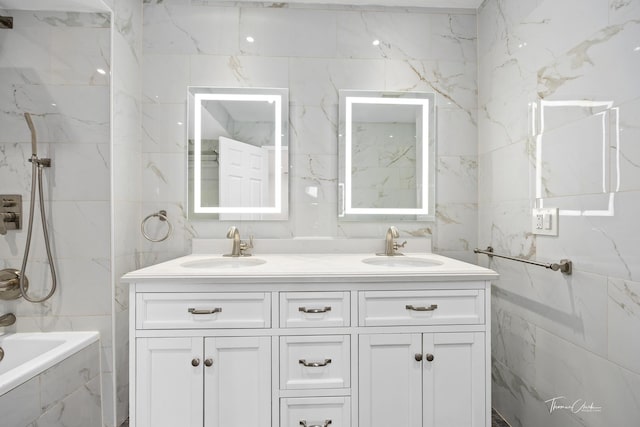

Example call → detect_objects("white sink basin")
180 257 266 269
361 256 443 268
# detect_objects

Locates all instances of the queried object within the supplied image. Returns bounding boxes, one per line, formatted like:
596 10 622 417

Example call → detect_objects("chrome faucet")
224 226 253 257
382 226 406 256
0 312 16 327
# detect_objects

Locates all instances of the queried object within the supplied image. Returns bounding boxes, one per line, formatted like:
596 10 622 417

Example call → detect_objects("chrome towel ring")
141 210 173 242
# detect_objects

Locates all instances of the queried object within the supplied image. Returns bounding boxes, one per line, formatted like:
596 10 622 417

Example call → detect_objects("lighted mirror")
338 90 435 220
187 87 289 220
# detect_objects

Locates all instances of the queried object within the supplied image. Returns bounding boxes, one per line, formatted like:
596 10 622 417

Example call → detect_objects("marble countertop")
122 252 498 283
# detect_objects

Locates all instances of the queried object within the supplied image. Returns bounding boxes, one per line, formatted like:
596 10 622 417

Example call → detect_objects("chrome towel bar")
474 246 572 275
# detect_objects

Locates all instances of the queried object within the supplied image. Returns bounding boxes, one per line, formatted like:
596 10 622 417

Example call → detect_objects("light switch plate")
532 207 558 236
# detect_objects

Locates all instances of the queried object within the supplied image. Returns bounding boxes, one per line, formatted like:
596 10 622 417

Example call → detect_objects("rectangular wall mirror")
187 87 289 220
338 90 436 221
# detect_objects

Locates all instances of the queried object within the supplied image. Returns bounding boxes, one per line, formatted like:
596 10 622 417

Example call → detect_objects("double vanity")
123 238 497 427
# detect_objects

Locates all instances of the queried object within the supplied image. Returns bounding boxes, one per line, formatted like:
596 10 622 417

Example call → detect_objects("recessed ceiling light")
372 39 380 46
246 36 255 43
634 46 640 52
96 68 106 75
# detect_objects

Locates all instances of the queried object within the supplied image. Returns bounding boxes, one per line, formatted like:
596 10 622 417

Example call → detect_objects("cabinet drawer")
280 335 350 390
359 290 484 326
136 292 271 329
280 292 350 328
281 397 350 427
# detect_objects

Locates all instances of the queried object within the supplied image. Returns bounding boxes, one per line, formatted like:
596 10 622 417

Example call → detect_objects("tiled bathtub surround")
140 1 479 265
478 0 640 426
0 2 143 426
0 341 102 427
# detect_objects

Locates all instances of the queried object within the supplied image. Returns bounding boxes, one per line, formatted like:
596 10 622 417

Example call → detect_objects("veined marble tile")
239 7 337 58
0 376 42 427
492 264 609 357
1 85 109 145
433 202 477 252
141 152 186 203
617 97 640 192
113 31 142 96
536 19 640 103
536 191 640 282
492 299 537 383
491 359 555 427
142 103 187 154
142 54 189 103
290 105 338 156
289 57 385 107
36 374 102 427
436 108 477 156
143 2 239 55
112 145 142 202
535 327 640 427
478 141 533 204
609 0 640 24
189 55 289 88
608 278 640 374
336 11 476 62
40 341 100 411
45 143 110 202
50 27 110 86
436 155 478 204
385 59 477 122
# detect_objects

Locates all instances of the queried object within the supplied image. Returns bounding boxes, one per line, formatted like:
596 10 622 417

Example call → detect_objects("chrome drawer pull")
188 307 222 315
298 306 331 314
299 420 332 427
299 358 332 367
405 304 438 312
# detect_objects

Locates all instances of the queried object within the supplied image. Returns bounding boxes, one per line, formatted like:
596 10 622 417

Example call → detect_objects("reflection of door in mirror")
187 87 289 220
219 136 267 221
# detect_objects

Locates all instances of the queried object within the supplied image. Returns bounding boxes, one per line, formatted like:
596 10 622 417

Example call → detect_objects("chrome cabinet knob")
204 358 213 367
191 358 200 367
415 353 423 362
425 353 434 362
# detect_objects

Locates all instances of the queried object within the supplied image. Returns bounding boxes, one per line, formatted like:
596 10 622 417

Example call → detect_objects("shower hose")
20 113 57 303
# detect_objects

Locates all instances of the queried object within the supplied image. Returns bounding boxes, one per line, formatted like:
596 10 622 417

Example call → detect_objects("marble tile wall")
478 0 640 425
0 2 142 426
0 7 113 426
110 0 143 426
0 341 102 427
140 0 479 264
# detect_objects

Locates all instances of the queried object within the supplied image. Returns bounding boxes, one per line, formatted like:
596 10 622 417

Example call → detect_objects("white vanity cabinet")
359 332 485 427
135 336 271 427
125 253 496 427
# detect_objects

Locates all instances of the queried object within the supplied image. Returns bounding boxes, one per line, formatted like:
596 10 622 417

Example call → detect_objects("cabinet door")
136 337 203 427
359 334 422 427
204 336 271 427
422 332 485 427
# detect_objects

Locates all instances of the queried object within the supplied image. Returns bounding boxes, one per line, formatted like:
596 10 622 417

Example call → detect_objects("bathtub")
0 331 102 427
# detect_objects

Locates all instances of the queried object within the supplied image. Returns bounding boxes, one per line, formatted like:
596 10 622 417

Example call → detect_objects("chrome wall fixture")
474 246 573 275
0 195 22 235
0 268 29 300
141 210 173 242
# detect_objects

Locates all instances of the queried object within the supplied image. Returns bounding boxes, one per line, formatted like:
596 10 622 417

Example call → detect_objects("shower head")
23 112 37 157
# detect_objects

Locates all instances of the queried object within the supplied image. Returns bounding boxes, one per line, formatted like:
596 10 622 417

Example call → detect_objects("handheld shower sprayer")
20 113 57 303
24 112 37 156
